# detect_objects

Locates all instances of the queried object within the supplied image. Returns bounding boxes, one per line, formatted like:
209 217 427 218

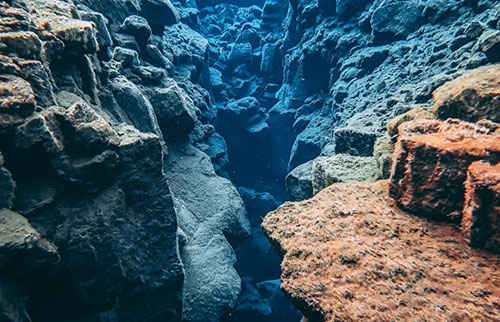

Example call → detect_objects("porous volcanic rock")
390 119 500 220
386 107 436 139
462 161 500 253
433 65 500 123
262 181 500 322
311 154 381 194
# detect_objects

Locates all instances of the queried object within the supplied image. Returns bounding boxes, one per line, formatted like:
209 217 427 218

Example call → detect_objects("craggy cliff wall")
0 0 250 321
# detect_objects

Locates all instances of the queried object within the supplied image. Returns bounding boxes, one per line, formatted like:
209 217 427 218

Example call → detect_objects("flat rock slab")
263 181 500 322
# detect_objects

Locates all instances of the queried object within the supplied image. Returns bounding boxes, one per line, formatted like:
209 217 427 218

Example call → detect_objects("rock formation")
3 0 500 321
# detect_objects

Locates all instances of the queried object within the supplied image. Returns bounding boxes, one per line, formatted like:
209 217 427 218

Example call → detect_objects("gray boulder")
286 161 314 201
121 15 152 47
146 81 197 136
165 144 251 322
311 154 381 194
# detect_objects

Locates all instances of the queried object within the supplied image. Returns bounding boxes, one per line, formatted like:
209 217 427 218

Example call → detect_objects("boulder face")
433 65 500 123
311 154 381 194
390 119 500 220
262 181 500 322
463 161 500 253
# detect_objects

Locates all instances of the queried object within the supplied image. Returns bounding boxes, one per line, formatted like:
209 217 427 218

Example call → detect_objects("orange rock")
386 107 436 139
262 181 500 322
390 119 500 220
432 65 500 122
463 161 500 252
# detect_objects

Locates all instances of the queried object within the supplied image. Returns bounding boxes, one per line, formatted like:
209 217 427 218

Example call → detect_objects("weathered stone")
334 126 377 157
262 181 500 322
142 0 180 27
371 2 423 40
146 81 197 137
433 65 500 123
0 74 36 115
0 31 42 60
373 134 394 179
386 107 436 139
390 119 500 220
312 154 381 194
462 161 500 253
121 15 152 47
0 209 59 271
286 160 313 201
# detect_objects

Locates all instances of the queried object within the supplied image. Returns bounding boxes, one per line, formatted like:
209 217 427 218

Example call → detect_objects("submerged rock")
433 65 500 123
390 119 500 220
262 181 500 321
463 161 500 253
311 154 381 194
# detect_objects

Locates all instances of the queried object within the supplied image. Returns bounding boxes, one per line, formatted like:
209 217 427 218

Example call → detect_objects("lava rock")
121 15 152 47
311 154 381 194
373 134 395 179
371 1 423 41
387 107 436 139
146 81 197 136
462 161 500 253
142 0 180 27
334 126 377 157
286 161 314 201
433 65 500 123
390 119 500 220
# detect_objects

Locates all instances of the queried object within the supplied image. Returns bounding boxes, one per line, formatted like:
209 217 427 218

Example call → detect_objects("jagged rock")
0 209 59 271
373 134 394 179
334 126 377 157
462 161 500 253
386 107 436 139
0 74 35 116
78 10 113 49
163 23 209 68
286 161 313 201
262 181 500 322
228 43 253 68
433 65 500 123
390 119 500 220
146 81 197 136
121 15 152 47
110 76 162 136
142 0 180 27
311 154 381 194
371 2 423 41
0 31 42 60
477 29 500 59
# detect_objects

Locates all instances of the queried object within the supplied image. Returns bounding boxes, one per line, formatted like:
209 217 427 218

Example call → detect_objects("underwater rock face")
263 180 500 322
0 0 247 321
390 119 500 220
463 161 500 253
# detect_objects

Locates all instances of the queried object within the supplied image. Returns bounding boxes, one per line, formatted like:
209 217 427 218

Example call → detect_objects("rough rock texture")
373 134 394 179
263 181 500 322
311 154 381 194
0 0 249 321
386 107 436 139
286 161 314 201
390 119 500 220
433 64 500 122
462 161 500 253
165 143 251 322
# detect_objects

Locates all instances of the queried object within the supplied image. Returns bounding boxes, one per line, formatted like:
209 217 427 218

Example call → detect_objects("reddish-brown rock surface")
463 161 500 252
262 181 500 322
432 65 500 122
390 119 500 220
